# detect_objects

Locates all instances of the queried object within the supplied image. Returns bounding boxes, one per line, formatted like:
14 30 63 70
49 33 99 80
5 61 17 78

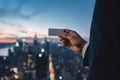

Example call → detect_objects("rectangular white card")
48 28 64 36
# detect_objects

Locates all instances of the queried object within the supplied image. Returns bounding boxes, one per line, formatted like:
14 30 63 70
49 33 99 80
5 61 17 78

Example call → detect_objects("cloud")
0 0 56 20
0 0 32 19
0 30 5 35
0 33 4 35
0 20 15 26
0 33 16 38
38 33 47 37
0 20 24 29
19 30 27 34
0 29 3 31
8 33 17 37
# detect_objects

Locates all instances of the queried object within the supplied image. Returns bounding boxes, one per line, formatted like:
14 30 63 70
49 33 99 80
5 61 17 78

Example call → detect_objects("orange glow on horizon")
0 39 33 43
0 39 16 43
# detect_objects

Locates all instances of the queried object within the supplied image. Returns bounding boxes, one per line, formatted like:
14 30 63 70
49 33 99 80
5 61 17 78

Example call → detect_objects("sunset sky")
0 0 95 42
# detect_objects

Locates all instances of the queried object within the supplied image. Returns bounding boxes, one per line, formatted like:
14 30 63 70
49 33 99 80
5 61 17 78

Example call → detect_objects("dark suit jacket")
84 0 120 80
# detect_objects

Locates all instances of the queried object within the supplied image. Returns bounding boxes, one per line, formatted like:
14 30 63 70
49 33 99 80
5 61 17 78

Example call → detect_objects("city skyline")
0 0 95 42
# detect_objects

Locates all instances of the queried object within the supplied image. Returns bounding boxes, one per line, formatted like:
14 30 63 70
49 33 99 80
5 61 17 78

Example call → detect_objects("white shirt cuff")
82 43 89 58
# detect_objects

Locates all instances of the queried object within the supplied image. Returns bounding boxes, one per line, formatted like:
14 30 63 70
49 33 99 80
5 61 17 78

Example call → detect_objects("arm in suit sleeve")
82 43 89 66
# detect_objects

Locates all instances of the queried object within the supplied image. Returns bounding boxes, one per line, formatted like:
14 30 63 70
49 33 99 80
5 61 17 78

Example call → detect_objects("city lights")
0 34 89 80
22 39 26 42
41 48 45 53
38 53 42 57
59 76 62 80
15 42 19 47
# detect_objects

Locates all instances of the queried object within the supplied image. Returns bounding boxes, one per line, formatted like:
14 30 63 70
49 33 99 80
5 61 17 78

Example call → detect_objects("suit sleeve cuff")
82 42 89 58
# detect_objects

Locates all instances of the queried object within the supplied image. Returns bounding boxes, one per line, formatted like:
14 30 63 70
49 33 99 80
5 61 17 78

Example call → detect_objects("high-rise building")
33 33 38 46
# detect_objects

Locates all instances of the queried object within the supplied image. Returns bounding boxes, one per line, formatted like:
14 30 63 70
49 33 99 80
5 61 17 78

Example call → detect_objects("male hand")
59 29 86 53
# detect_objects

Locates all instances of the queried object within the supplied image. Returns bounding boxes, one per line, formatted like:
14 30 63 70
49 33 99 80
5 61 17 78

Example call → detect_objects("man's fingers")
59 36 71 47
63 29 71 34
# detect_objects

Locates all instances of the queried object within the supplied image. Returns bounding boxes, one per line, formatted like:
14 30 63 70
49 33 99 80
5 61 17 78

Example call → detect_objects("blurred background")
0 0 95 80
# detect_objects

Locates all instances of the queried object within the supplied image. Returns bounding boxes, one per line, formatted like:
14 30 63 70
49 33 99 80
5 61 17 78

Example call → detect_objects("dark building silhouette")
35 54 49 80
